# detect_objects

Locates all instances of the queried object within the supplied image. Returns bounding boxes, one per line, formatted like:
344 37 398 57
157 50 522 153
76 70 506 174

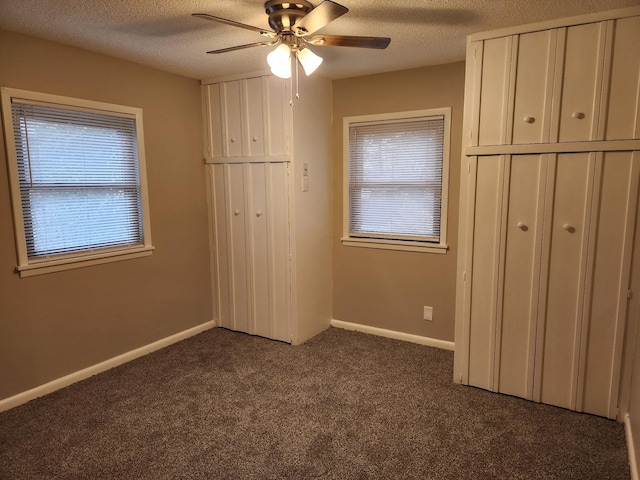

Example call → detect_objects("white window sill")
341 237 448 254
16 246 155 278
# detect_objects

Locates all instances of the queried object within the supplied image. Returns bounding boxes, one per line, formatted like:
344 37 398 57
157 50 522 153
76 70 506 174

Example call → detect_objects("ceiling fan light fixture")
267 43 292 78
296 45 323 76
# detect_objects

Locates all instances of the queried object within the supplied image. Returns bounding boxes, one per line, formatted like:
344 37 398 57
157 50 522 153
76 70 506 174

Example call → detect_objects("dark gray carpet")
0 327 630 479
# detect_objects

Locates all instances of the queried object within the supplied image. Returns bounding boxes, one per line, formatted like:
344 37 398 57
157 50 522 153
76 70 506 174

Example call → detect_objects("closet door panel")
267 76 287 156
267 162 291 342
497 155 546 398
212 164 231 329
240 163 291 342
222 82 243 157
227 164 250 333
478 38 512 146
605 16 640 140
556 23 606 142
511 31 556 144
538 153 593 409
244 78 266 157
205 84 223 159
581 152 639 417
248 163 269 337
468 156 504 389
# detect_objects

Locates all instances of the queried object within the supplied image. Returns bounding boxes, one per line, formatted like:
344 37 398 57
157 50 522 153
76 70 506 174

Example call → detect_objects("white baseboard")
626 414 639 480
331 319 455 351
0 320 216 413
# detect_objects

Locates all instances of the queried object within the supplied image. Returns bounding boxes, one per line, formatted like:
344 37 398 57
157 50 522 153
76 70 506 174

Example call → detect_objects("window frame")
342 107 451 254
1 87 154 277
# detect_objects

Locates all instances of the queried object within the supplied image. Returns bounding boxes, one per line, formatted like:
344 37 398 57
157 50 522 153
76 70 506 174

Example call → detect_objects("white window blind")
348 115 445 243
10 100 144 259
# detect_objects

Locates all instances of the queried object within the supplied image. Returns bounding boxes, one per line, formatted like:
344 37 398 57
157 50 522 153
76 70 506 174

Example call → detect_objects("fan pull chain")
295 56 300 100
288 55 294 107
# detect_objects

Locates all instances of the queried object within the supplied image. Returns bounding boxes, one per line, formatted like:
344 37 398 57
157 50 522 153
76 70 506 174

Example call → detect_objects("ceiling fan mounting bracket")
264 0 313 33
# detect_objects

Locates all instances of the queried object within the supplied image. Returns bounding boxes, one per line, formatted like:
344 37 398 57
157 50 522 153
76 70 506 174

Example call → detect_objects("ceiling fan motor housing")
265 0 313 33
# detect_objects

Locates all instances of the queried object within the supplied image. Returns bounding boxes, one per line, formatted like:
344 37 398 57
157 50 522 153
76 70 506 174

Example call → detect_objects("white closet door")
246 163 290 342
212 163 291 342
511 31 556 144
477 38 512 146
467 156 505 389
554 23 607 142
205 84 223 159
212 164 231 328
496 155 546 398
244 78 266 157
604 16 640 140
579 151 639 417
221 82 244 157
212 163 250 333
535 153 594 409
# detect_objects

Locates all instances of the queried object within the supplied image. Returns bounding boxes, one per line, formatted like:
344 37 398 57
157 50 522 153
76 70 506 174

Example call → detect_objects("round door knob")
230 137 236 143
562 223 575 233
572 112 585 119
517 222 528 231
252 136 258 142
523 116 535 124
234 210 240 216
256 211 262 217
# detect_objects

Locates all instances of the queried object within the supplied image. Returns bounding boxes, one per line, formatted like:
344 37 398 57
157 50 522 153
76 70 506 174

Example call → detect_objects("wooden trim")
331 319 455 351
0 321 216 412
205 154 291 164
465 139 640 156
201 70 272 85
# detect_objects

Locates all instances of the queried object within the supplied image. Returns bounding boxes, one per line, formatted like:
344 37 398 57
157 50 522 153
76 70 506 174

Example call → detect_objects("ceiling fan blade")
192 13 276 38
292 1 348 36
207 40 278 55
305 35 391 49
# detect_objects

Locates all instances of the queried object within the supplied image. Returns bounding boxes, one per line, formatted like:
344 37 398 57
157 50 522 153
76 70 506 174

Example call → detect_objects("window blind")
348 116 444 242
10 100 144 259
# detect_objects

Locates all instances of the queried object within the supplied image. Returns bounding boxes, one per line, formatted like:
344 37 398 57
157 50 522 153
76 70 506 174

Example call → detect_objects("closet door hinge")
628 290 633 300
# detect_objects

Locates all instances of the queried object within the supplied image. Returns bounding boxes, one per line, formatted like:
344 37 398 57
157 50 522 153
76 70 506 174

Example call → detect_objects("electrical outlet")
423 306 433 321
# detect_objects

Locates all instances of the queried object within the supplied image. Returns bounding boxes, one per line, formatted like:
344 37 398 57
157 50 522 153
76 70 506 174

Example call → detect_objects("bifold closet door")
579 151 639 417
495 155 546 398
466 154 547 397
211 163 291 342
467 155 504 390
245 162 291 342
535 153 594 410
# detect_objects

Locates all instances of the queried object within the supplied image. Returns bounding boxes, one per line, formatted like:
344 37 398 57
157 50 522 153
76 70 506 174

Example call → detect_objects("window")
342 108 450 253
1 87 153 277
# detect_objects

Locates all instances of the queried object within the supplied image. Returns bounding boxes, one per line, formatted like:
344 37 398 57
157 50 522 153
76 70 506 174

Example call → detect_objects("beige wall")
0 30 212 401
332 62 465 342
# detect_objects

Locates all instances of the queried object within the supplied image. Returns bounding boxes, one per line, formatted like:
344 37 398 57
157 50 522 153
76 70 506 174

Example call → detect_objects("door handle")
562 223 575 233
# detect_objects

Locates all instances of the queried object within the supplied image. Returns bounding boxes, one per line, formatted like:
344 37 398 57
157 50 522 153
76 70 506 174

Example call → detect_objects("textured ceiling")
1 0 639 81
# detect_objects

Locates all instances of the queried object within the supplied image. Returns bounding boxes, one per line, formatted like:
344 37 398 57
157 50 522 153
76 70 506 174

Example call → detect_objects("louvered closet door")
495 155 547 398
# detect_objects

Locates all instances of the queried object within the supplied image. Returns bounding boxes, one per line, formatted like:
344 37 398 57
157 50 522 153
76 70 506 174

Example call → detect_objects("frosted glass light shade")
297 46 323 76
267 44 292 79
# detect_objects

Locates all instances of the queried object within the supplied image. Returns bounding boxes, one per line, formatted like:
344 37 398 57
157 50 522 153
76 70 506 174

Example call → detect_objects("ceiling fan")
193 0 391 78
